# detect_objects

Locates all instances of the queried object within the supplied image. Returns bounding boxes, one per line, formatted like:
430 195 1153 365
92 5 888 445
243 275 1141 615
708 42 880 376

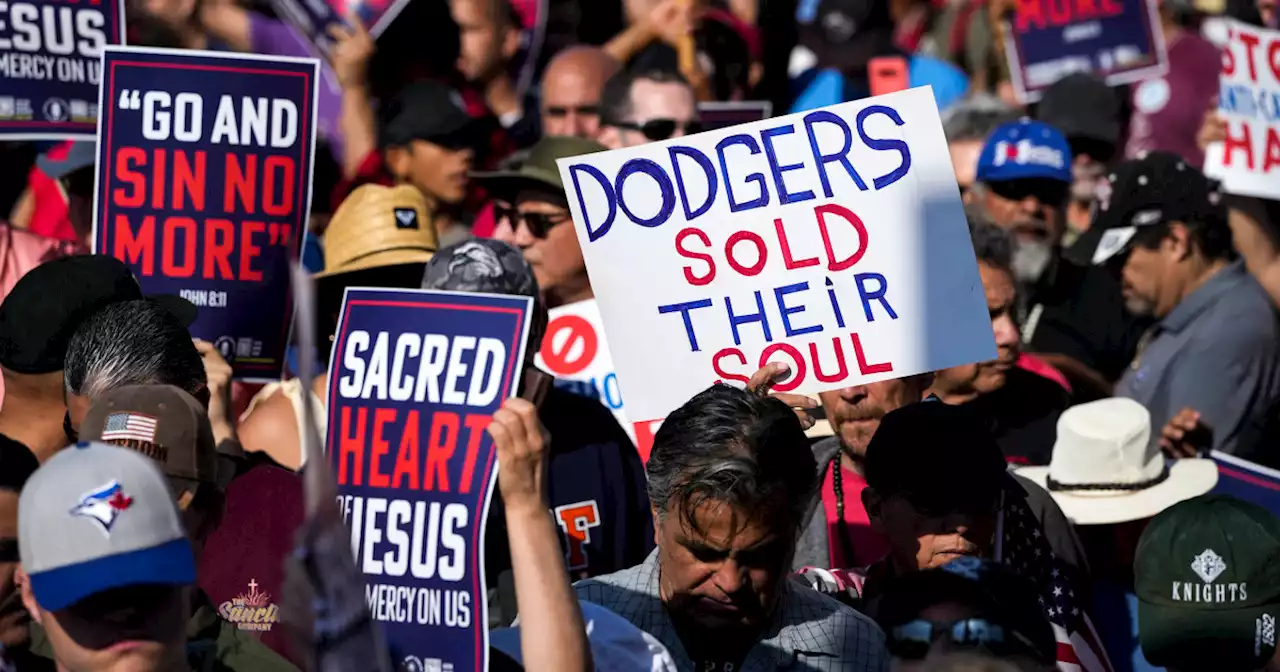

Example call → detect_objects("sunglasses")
889 618 1035 660
987 178 1070 209
493 203 572 239
610 118 704 142
544 104 600 119
0 538 16 564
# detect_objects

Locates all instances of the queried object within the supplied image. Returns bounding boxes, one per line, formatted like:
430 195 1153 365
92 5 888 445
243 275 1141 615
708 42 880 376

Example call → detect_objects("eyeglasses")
889 618 1037 660
609 118 704 142
544 104 600 119
987 178 1070 209
493 203 572 239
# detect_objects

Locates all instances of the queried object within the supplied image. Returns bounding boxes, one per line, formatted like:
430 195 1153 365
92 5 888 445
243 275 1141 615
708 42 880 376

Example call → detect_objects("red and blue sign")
91 46 319 380
1212 452 1280 516
0 0 125 139
1003 0 1167 102
326 287 532 672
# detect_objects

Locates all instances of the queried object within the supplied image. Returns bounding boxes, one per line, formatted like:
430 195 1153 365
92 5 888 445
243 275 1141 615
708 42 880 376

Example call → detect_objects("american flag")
999 494 1115 672
100 412 158 443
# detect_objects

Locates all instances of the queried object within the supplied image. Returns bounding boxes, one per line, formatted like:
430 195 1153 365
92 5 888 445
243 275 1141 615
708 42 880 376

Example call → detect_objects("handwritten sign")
534 299 663 460
268 0 410 58
558 87 997 421
1002 0 1167 103
91 47 319 381
327 287 531 672
0 0 124 139
1203 20 1280 200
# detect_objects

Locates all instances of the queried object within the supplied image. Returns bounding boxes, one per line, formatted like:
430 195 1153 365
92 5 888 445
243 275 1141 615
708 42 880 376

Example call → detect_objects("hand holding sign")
489 398 552 511
327 15 375 91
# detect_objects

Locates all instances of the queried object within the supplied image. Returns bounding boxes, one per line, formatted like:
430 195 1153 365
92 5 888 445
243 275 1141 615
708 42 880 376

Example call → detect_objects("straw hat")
1016 398 1217 525
315 184 438 279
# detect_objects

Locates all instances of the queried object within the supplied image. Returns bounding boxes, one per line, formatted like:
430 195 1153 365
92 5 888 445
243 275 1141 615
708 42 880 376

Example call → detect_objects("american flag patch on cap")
100 413 158 443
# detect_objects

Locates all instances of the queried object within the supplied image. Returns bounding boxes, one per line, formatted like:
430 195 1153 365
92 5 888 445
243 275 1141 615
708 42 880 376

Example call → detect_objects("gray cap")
421 239 539 299
19 441 195 611
36 141 96 179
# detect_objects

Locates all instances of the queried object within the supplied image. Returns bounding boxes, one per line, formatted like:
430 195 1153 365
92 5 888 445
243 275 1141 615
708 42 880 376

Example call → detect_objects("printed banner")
92 47 319 380
0 0 125 139
1212 452 1280 517
327 287 531 672
268 0 411 58
1203 20 1280 200
558 86 997 422
1002 0 1167 103
698 101 774 132
534 299 663 460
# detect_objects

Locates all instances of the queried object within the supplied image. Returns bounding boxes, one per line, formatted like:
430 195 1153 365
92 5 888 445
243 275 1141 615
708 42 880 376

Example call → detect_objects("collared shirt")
574 549 890 672
1116 261 1280 454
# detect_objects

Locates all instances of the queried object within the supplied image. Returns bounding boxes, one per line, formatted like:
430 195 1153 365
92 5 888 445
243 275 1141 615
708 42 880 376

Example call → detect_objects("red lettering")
758 343 806 392
459 414 489 495
1224 121 1255 170
1270 39 1280 82
262 156 295 217
852 333 893 375
632 420 660 463
338 407 366 486
1047 0 1071 26
1015 0 1045 31
425 411 460 492
725 230 768 276
1225 27 1237 76
172 150 206 211
1265 126 1280 174
368 408 395 488
114 214 154 276
150 149 166 210
203 219 235 280
225 154 257 213
240 221 265 282
1098 0 1122 16
675 227 716 285
775 217 819 270
1073 0 1098 21
161 216 197 277
816 204 868 271
392 410 421 490
112 147 146 208
810 338 849 382
712 347 751 384
1241 31 1262 82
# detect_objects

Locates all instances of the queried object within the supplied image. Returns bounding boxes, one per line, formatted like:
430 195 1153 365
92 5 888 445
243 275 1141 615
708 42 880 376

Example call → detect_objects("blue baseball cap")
976 119 1072 184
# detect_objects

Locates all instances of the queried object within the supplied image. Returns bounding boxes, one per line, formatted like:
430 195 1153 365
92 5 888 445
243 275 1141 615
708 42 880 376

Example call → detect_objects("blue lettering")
570 163 617 242
658 299 714 352
856 105 911 190
725 291 773 346
761 124 815 205
855 273 898 321
615 158 676 228
803 110 867 198
669 145 718 221
603 373 624 410
716 134 770 212
775 282 822 337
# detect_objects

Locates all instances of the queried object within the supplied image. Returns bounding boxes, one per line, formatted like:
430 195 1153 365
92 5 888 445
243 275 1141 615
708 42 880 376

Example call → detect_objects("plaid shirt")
574 549 890 672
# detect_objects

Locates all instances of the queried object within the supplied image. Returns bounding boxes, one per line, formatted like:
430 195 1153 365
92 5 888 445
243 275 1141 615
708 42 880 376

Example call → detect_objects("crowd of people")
2 0 1280 670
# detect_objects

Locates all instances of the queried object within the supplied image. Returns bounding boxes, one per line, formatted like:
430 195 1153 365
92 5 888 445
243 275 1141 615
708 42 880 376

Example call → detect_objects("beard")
1012 238 1054 284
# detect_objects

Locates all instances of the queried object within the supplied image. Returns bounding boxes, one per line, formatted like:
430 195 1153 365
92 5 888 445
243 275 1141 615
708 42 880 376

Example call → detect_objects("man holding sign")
92 47 319 381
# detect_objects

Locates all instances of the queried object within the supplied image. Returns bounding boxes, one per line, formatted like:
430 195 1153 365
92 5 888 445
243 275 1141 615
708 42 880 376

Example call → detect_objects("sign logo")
1192 549 1227 583
992 139 1066 170
217 579 279 632
71 481 134 534
394 207 419 229
101 413 159 443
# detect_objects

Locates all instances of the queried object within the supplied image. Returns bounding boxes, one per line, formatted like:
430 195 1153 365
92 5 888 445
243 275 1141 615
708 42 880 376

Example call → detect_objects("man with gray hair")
942 95 1018 196
575 381 891 671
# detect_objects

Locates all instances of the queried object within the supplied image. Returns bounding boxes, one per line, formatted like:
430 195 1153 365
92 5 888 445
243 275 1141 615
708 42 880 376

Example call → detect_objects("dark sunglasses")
0 538 16 564
987 178 1070 209
889 618 1035 660
544 104 600 118
493 203 572 239
610 118 704 142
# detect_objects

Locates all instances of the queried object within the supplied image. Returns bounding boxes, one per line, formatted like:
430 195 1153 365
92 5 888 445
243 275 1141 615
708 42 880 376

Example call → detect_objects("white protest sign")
557 86 997 421
1203 19 1280 199
535 299 664 460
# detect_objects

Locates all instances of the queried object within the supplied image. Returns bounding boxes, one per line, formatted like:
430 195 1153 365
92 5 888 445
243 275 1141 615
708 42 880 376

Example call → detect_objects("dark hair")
599 69 693 127
967 206 1015 273
1132 217 1236 262
646 384 816 536
0 438 38 494
64 300 206 399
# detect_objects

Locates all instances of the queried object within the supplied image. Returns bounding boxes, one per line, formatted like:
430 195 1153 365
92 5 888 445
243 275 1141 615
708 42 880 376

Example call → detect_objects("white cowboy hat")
1016 397 1217 525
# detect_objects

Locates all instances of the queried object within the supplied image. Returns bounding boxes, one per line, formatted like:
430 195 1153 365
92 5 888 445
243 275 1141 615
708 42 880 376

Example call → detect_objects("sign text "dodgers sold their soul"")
558 87 997 421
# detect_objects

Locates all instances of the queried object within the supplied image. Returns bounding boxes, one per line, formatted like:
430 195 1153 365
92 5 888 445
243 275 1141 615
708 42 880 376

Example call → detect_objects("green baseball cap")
471 136 607 200
1135 494 1280 670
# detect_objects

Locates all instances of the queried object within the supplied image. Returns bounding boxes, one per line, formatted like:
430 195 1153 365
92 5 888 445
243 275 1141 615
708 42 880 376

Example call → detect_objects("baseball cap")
79 385 219 495
797 0 895 74
421 239 547 353
36 141 96 180
1078 152 1227 266
19 441 195 611
379 81 477 149
863 401 1009 515
0 256 196 374
490 601 677 672
471 136 607 201
1036 73 1122 148
1135 494 1280 669
975 119 1073 184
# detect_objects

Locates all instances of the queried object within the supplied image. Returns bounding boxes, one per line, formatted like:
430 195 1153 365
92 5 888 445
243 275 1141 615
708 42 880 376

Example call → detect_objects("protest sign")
1202 20 1280 200
1002 0 1166 103
92 47 319 381
535 299 664 460
327 287 531 672
698 101 773 132
1212 452 1280 517
558 86 997 422
268 0 410 58
0 0 124 139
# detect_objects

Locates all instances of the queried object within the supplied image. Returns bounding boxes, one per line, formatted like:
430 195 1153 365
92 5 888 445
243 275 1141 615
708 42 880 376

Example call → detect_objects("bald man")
539 46 621 139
